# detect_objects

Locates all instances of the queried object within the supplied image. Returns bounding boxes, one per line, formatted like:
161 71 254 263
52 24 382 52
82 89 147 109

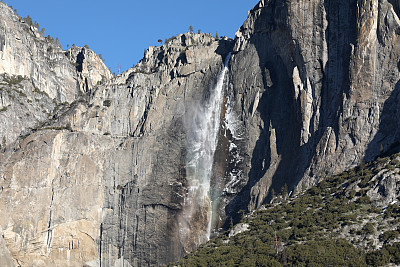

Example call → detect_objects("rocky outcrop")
0 4 112 101
0 4 76 102
0 3 112 148
223 0 400 220
0 130 108 266
1 0 400 266
0 73 58 150
65 46 113 93
0 234 14 267
0 29 233 266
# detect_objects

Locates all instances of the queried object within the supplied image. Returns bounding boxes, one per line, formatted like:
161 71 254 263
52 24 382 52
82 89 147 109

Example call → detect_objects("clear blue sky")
4 0 259 74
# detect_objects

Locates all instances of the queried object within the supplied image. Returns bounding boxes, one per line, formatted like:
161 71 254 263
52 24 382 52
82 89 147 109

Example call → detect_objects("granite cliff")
1 0 400 266
225 0 400 220
0 2 112 148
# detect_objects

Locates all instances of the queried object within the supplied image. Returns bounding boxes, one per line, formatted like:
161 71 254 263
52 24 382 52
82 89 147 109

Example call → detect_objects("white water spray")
181 53 231 249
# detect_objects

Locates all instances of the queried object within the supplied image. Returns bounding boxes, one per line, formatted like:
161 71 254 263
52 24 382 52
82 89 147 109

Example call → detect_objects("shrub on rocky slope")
170 152 400 266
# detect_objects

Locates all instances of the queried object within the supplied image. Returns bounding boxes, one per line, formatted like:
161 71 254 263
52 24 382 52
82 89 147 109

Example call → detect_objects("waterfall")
180 53 231 251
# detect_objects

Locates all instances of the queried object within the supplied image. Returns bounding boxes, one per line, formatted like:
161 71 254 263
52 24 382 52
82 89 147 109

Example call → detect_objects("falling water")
180 53 231 251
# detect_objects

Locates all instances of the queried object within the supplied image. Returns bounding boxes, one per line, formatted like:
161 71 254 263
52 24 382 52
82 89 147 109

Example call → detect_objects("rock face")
224 0 400 220
0 4 112 148
0 4 75 102
1 0 400 266
0 20 234 265
66 46 113 93
0 235 14 267
0 130 108 266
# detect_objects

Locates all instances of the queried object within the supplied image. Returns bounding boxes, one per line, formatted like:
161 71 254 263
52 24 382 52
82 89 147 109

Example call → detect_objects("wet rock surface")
1 0 400 266
0 12 233 264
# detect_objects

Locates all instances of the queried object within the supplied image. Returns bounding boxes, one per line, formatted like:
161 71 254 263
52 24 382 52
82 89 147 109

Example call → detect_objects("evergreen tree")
270 188 276 200
281 184 288 199
24 15 33 26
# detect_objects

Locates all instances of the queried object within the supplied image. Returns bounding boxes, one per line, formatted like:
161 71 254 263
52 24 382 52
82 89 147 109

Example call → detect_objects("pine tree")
271 188 276 200
24 15 33 26
281 184 288 199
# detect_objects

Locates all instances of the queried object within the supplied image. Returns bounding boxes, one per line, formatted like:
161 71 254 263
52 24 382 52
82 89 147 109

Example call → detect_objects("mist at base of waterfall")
179 53 231 251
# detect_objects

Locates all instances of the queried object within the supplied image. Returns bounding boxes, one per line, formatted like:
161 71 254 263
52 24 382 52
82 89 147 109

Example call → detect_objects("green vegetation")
363 222 375 235
22 15 40 30
165 35 178 44
96 75 107 85
2 74 24 85
98 54 105 63
20 12 49 38
284 240 366 266
34 125 71 132
23 15 33 26
34 87 50 98
18 10 61 46
380 230 399 244
17 90 27 97
52 101 69 114
103 99 112 107
170 153 400 266
366 243 400 266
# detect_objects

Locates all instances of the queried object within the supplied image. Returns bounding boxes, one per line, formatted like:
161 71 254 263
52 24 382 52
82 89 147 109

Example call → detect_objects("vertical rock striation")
1 0 400 266
0 3 112 148
0 4 75 102
224 0 400 219
0 25 233 265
